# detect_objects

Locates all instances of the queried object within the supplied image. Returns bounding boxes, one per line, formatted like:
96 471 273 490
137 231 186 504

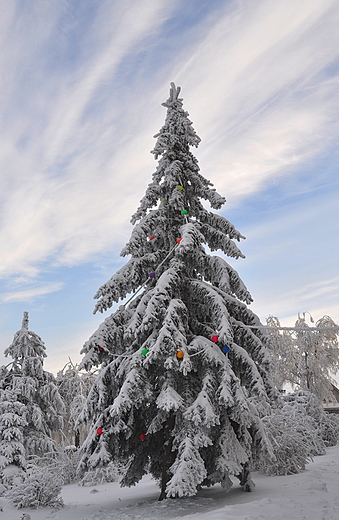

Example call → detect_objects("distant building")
323 384 339 413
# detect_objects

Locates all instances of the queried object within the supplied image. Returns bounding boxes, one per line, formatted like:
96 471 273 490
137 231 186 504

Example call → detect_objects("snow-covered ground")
1 445 339 520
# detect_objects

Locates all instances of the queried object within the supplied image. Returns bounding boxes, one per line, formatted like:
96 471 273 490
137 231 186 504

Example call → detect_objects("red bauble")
139 433 147 441
97 427 103 435
177 237 182 244
98 347 103 352
149 235 155 240
211 335 219 343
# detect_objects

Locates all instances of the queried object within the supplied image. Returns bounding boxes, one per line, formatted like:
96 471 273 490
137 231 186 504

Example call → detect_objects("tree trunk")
158 413 176 501
237 462 255 492
74 429 80 448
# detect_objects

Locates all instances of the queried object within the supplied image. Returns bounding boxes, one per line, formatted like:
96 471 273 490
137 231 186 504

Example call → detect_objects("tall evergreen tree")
77 83 276 499
0 312 64 466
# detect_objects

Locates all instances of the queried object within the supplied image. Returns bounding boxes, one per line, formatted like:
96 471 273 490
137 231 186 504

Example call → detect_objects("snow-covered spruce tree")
2 312 64 462
77 83 276 500
0 382 26 483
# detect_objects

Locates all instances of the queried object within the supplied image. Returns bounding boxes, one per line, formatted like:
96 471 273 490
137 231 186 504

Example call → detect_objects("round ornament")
162 199 167 205
98 347 104 352
176 350 184 359
181 209 188 215
139 433 147 441
177 237 182 244
177 185 184 191
211 335 219 343
97 427 103 435
149 271 156 278
149 235 155 241
141 348 149 357
119 304 125 311
222 345 230 353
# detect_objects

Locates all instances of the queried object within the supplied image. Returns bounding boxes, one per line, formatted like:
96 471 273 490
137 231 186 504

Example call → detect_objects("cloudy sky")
1 0 339 374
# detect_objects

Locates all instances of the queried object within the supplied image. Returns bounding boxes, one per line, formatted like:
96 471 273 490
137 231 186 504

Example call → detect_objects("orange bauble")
176 350 184 359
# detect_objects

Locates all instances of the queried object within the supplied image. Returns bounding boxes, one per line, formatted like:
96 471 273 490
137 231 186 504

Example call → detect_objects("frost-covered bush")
283 391 339 448
0 464 25 489
255 391 332 476
79 460 125 486
6 464 63 509
318 412 339 447
257 406 321 475
56 446 81 485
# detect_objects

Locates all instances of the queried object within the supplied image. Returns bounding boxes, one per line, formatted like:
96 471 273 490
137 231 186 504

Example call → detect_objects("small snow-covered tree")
1 312 64 465
266 313 339 401
5 462 64 509
295 314 339 401
0 385 26 481
265 316 296 391
77 83 276 499
56 360 95 448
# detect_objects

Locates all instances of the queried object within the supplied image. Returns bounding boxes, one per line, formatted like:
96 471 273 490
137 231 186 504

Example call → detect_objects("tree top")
162 82 182 108
22 311 29 330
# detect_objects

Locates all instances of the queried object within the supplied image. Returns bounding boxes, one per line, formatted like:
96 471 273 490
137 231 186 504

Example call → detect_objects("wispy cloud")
254 276 339 325
175 0 339 200
0 0 338 284
2 282 64 302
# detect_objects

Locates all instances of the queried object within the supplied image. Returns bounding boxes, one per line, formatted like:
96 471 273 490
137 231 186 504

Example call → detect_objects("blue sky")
1 0 339 374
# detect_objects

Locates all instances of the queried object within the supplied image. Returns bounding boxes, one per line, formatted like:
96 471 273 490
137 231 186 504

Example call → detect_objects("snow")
1 445 339 519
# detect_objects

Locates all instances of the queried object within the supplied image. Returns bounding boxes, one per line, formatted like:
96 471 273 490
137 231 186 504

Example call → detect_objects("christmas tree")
0 312 64 471
77 83 276 499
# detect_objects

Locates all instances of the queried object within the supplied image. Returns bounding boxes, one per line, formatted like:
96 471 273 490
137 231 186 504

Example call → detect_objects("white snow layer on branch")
166 436 207 497
231 342 269 402
183 375 220 428
93 253 162 313
202 255 253 304
156 385 184 412
217 418 250 475
189 280 233 343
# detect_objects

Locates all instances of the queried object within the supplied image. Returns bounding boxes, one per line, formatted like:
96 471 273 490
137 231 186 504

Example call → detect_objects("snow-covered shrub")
283 391 339 448
257 406 320 475
318 412 339 447
0 464 25 488
55 446 81 485
79 460 125 486
255 391 332 476
5 463 63 509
